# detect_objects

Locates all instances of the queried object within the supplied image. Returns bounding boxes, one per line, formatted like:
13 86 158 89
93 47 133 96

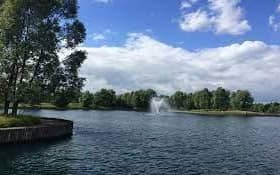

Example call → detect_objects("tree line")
78 87 279 113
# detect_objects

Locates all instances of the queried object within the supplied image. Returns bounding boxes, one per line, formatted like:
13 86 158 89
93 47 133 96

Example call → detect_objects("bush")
53 93 70 108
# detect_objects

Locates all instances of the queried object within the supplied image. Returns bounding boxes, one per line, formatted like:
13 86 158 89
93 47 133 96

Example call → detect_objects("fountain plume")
150 97 170 114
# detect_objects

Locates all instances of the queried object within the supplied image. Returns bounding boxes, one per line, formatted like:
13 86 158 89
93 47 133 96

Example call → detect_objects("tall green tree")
212 87 230 110
183 93 194 110
132 89 157 109
230 90 254 110
193 88 212 109
93 89 116 108
169 91 187 109
0 0 86 115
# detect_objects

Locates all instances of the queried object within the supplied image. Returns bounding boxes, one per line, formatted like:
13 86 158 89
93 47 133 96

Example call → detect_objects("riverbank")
172 110 280 116
2 103 280 117
14 103 142 111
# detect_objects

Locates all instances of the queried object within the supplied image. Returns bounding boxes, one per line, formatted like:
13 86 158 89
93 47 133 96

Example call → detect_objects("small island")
0 115 73 144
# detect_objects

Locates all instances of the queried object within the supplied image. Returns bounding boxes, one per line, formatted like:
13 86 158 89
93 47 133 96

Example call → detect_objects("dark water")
1 110 280 174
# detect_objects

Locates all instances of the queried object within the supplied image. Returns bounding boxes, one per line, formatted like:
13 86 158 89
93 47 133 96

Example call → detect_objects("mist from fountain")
150 97 170 115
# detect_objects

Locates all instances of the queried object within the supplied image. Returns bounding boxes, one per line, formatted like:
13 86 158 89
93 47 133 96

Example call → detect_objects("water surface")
1 110 280 174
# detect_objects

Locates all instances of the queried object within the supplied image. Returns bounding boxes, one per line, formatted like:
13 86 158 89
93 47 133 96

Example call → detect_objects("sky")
74 0 280 102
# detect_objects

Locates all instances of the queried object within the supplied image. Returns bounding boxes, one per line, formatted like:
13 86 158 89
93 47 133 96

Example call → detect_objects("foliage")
53 91 71 108
230 90 254 110
81 91 94 107
193 88 212 109
212 87 230 110
93 89 117 108
169 91 187 109
0 0 86 115
132 89 157 109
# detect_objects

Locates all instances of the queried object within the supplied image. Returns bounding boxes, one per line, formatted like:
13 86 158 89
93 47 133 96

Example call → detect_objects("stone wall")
0 118 73 144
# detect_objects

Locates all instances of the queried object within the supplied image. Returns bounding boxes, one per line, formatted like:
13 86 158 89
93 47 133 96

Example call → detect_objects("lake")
1 110 280 174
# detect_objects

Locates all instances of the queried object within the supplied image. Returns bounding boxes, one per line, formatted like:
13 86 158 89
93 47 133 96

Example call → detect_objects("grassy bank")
173 109 280 116
18 103 138 111
0 115 41 128
19 103 86 110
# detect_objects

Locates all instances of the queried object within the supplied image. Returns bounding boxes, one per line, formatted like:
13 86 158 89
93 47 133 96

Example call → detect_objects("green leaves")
0 0 87 115
65 20 86 48
212 87 230 110
230 90 254 110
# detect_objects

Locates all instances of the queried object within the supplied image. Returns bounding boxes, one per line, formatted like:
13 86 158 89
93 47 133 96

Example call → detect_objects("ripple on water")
1 110 280 175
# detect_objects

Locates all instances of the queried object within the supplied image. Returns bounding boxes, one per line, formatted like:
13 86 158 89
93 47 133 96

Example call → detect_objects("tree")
53 91 71 108
193 88 212 109
183 93 194 110
230 90 254 110
132 89 157 109
266 103 280 113
212 87 230 110
169 91 187 109
0 0 86 115
81 91 94 108
251 103 265 112
93 89 116 108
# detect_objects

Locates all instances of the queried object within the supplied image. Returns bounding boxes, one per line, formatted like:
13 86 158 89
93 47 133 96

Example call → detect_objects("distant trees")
169 91 187 109
81 91 94 108
2 81 280 114
251 103 280 114
193 88 212 109
212 87 230 110
183 93 194 110
230 90 254 110
75 89 157 110
93 89 117 108
53 92 71 108
168 88 256 112
132 89 157 109
71 87 279 114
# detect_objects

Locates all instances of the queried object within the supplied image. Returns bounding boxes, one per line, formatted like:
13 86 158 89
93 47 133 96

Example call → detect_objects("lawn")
173 110 280 116
0 115 41 128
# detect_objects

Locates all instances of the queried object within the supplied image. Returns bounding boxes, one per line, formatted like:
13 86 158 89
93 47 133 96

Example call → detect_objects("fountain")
150 97 170 114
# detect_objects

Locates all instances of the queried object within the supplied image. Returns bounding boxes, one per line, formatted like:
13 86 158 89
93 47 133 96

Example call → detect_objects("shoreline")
1 104 280 117
172 110 280 117
0 118 73 144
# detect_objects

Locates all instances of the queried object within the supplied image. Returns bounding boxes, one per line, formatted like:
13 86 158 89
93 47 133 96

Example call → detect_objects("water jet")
150 97 170 114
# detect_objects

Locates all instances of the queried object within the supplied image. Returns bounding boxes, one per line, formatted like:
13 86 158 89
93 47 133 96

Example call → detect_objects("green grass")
19 103 86 110
173 109 280 116
0 115 41 128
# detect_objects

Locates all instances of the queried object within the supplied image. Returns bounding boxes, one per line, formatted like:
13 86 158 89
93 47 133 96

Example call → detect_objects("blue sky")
78 0 280 49
74 0 280 102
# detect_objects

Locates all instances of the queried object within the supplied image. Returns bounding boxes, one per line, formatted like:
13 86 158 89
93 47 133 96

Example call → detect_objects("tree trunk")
3 97 10 115
11 101 19 116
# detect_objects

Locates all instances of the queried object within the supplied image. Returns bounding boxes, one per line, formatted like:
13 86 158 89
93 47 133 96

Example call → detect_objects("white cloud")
269 3 280 31
78 33 280 102
91 29 113 41
209 0 251 35
91 33 106 41
277 3 280 13
180 10 212 32
181 1 192 9
180 0 199 10
179 0 251 35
